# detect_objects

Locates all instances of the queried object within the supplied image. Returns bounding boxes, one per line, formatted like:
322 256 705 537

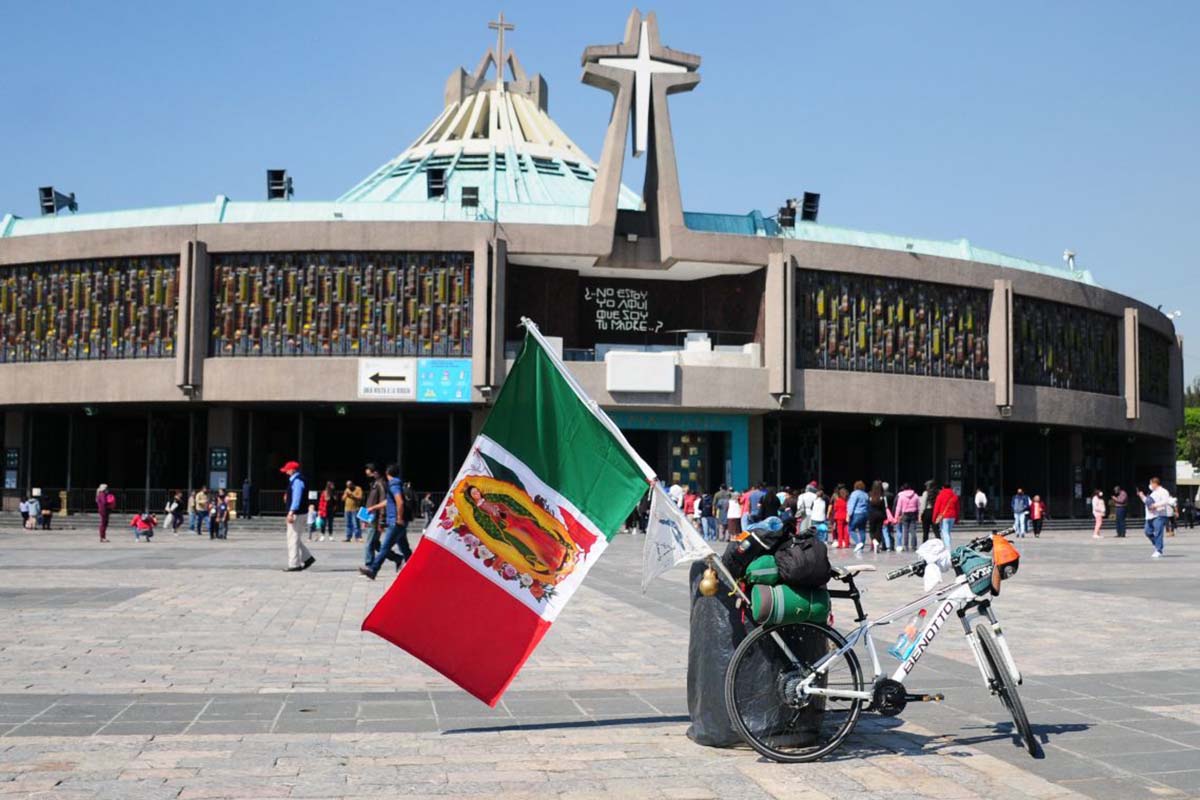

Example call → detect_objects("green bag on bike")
749 583 831 625
744 554 780 585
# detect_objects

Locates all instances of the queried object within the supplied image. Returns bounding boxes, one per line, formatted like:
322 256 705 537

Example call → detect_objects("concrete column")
1171 333 1185 429
206 407 236 491
765 252 787 395
2 411 24 511
988 279 1013 408
489 239 508 389
1122 308 1140 420
748 415 764 486
174 240 209 394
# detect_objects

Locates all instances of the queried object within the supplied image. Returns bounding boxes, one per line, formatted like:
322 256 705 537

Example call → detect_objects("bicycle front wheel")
975 623 1042 757
724 622 864 763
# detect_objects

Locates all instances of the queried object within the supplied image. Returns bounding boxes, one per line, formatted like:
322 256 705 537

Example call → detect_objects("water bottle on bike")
887 608 927 660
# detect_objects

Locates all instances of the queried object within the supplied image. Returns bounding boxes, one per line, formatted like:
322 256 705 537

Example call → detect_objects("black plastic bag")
685 560 750 747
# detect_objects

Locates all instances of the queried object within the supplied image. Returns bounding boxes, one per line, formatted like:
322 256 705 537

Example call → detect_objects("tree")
1179 407 1200 465
1187 376 1200 409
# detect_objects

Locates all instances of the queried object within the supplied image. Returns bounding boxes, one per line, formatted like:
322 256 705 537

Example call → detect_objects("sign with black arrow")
357 358 417 400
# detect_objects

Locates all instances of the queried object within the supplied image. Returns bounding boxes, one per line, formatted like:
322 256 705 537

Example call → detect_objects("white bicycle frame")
800 573 1022 703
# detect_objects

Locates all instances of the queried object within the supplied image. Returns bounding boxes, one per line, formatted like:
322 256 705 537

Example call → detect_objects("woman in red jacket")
317 482 336 541
832 485 849 549
931 483 960 548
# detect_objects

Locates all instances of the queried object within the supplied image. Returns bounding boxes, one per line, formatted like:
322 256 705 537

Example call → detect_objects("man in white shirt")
796 482 818 533
1138 477 1171 558
668 481 685 508
974 488 987 526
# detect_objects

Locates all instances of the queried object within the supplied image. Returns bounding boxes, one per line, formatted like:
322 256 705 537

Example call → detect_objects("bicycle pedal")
903 693 944 703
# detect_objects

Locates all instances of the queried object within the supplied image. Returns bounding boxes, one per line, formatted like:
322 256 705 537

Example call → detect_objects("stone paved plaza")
1 517 1198 799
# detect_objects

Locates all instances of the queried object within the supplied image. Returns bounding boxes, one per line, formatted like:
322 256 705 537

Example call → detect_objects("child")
131 512 157 542
1030 495 1045 538
213 492 229 540
307 504 318 541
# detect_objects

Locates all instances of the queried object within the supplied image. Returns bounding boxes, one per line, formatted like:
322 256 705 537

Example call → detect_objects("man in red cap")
281 461 315 572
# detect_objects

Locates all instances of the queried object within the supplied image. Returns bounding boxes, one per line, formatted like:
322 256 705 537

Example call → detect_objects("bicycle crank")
871 679 945 716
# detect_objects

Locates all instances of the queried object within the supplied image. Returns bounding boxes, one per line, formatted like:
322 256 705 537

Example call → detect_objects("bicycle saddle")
832 564 877 581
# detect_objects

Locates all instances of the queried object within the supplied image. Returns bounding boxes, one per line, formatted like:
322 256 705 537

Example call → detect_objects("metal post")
144 409 153 512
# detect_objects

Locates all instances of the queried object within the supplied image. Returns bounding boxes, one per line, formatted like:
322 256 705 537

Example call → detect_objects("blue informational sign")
417 358 473 403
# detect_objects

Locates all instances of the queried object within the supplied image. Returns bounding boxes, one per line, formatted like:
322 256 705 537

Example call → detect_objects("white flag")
642 483 714 592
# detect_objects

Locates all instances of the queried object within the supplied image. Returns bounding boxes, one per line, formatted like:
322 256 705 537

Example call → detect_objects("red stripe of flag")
362 541 550 707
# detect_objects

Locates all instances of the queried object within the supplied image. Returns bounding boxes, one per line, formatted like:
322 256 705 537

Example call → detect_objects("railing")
3 487 450 517
505 329 758 362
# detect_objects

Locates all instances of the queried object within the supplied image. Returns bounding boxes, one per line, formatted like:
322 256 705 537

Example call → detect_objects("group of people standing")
1088 478 1186 557
657 478 967 555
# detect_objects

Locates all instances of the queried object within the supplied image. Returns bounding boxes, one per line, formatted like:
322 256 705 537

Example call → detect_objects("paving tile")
1105 749 1200 775
187 720 274 735
99 721 192 736
1150 769 1200 793
5 722 105 737
1059 775 1185 800
112 703 207 722
355 718 440 733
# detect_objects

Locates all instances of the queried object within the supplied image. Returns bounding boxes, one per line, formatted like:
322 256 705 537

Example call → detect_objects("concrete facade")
0 9 1184 511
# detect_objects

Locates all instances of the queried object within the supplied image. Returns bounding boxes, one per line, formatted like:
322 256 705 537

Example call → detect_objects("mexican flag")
363 319 654 706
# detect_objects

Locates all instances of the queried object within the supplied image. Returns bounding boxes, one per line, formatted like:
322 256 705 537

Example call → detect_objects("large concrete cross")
595 20 688 157
581 10 701 262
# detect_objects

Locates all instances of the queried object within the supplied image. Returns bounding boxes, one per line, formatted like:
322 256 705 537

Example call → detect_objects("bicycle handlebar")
886 527 1017 581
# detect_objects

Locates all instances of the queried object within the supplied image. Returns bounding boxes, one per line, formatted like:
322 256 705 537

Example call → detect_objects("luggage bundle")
739 530 832 626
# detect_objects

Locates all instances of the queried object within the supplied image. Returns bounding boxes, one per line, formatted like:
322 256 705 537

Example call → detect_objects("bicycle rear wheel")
975 623 1042 757
724 622 864 763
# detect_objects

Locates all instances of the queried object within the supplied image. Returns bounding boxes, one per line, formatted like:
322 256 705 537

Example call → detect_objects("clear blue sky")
2 1 1197 383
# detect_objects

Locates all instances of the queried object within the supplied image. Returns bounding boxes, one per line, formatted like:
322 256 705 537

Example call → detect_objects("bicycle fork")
960 602 1023 687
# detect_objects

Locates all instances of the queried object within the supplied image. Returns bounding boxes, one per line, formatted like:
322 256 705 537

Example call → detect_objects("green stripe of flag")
481 330 648 539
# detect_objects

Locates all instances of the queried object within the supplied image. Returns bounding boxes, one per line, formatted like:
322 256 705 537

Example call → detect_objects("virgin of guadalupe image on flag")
363 318 654 706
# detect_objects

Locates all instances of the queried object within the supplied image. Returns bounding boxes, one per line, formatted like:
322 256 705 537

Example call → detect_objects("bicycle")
724 527 1041 762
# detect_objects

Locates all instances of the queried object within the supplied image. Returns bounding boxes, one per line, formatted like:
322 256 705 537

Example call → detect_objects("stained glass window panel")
1013 296 1119 395
795 269 989 379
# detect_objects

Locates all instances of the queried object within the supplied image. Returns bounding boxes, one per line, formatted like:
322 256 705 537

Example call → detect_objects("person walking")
213 491 230 539
726 488 743 540
281 461 315 572
193 486 209 535
1138 477 1171 558
919 480 935 542
683 487 699 529
96 484 115 543
359 464 411 579
342 480 364 542
1030 494 1046 537
699 491 717 541
796 482 818 534
420 493 435 521
362 463 388 565
1112 485 1128 538
1011 488 1031 538
895 483 920 552
166 491 184 532
974 487 988 526
1091 489 1106 539
240 477 254 520
848 480 869 554
832 485 850 549
867 481 887 553
19 498 29 528
316 481 336 541
714 485 730 540
25 495 40 531
932 482 960 549
187 490 197 532
811 487 829 542
668 480 685 508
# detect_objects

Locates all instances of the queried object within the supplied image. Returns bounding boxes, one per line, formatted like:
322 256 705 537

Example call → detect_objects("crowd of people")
65 463 1192 565
625 475 1191 560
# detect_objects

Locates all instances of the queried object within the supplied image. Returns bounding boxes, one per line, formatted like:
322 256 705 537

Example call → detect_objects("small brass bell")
699 566 720 597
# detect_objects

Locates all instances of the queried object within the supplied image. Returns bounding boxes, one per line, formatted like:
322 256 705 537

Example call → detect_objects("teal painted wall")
608 411 750 490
